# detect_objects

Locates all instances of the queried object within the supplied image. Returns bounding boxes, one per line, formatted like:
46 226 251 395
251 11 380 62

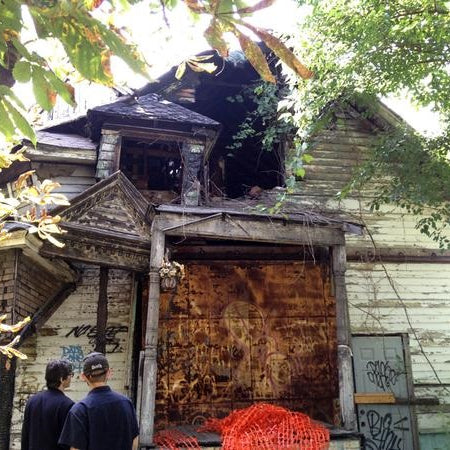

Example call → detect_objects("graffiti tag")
364 410 409 450
366 360 399 390
61 345 85 373
65 324 128 353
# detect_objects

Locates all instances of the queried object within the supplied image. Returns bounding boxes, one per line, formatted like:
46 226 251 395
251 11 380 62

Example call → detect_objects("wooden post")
332 244 357 431
139 226 165 446
95 267 109 353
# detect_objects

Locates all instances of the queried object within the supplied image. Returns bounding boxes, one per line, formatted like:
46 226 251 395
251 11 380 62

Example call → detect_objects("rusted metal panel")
9 265 135 449
155 262 338 430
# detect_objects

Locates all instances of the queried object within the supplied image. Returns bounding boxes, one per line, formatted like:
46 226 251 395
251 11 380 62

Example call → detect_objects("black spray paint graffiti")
65 324 128 353
360 409 409 450
366 360 399 390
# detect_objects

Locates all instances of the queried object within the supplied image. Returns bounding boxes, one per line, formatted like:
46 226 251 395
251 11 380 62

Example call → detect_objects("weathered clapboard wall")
22 131 97 200
0 250 17 325
9 265 136 449
31 163 96 200
347 263 450 432
289 105 450 442
15 254 63 320
0 249 65 323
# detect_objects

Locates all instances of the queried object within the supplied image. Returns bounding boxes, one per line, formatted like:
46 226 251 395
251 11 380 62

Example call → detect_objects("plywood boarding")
155 262 338 430
10 265 135 449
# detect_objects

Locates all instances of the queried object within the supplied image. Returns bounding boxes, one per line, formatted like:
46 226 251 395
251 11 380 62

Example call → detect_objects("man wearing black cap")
21 359 74 450
59 352 139 450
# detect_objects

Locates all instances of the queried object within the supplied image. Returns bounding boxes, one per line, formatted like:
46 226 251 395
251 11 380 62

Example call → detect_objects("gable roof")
54 171 154 240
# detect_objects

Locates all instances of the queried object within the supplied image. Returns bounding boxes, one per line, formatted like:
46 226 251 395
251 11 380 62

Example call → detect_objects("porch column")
181 142 204 206
332 244 357 430
139 227 165 446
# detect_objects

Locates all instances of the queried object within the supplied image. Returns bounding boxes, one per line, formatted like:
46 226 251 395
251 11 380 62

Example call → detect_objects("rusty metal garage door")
155 262 338 429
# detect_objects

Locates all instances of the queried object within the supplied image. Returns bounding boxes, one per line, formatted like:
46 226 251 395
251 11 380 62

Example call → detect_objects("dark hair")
45 360 73 389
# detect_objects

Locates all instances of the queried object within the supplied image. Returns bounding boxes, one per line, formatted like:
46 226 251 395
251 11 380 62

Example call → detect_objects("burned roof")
89 93 220 128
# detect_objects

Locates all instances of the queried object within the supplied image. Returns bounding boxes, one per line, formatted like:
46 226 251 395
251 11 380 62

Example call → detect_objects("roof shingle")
90 93 220 128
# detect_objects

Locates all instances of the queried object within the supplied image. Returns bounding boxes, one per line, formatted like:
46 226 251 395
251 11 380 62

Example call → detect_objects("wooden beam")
354 393 395 404
95 267 109 353
139 226 165 446
23 145 97 165
171 244 320 261
103 123 208 144
332 245 357 431
160 214 345 246
347 246 450 263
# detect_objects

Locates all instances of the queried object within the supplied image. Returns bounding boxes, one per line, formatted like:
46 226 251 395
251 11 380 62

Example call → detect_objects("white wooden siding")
346 262 450 434
31 163 96 200
10 265 136 449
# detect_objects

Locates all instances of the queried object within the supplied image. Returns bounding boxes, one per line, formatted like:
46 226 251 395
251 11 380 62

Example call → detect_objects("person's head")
81 352 110 387
45 360 73 390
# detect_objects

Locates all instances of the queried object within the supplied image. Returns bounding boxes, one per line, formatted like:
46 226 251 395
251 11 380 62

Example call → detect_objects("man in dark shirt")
59 352 139 450
21 359 74 450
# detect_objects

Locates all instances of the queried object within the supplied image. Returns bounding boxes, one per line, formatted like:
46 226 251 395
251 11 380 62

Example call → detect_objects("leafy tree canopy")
284 0 450 247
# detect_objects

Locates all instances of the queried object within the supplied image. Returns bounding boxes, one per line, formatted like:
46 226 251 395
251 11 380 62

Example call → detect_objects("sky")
94 0 445 137
16 0 443 136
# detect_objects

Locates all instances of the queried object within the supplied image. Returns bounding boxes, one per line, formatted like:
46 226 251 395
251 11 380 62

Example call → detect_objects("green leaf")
12 61 31 83
2 98 36 145
302 154 314 163
43 69 76 106
295 167 306 178
31 67 56 111
0 100 16 140
0 85 26 110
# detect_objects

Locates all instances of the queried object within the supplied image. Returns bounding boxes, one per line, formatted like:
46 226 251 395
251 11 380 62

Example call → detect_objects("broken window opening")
120 138 182 203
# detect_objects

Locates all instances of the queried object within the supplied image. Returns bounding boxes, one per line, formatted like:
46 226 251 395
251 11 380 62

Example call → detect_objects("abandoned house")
1 50 449 450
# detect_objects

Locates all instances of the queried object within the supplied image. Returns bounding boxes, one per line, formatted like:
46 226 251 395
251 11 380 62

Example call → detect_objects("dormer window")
120 138 182 201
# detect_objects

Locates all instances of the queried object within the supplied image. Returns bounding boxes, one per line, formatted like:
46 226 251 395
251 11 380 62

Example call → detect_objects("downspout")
139 223 165 446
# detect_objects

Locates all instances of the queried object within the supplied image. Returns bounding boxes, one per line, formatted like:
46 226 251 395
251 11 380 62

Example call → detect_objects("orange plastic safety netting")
154 403 330 449
153 428 201 450
201 403 330 450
